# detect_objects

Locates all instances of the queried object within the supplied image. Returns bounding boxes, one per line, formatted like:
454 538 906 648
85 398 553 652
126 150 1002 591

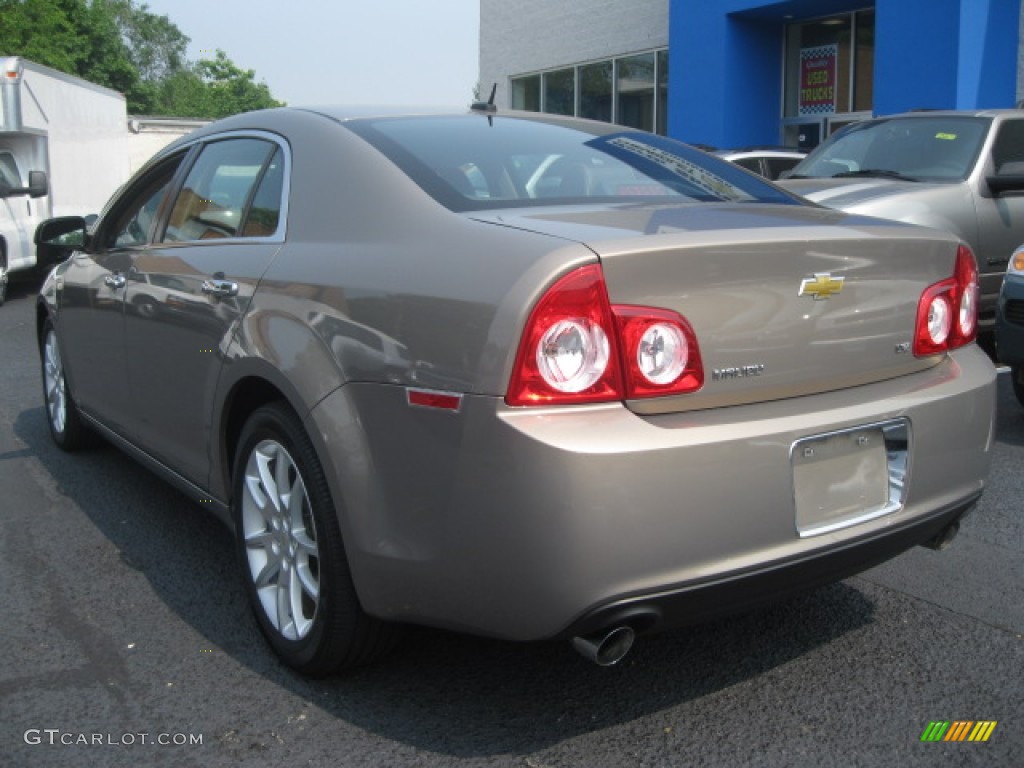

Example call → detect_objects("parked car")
996 244 1024 405
778 110 1024 332
36 106 996 675
714 146 806 180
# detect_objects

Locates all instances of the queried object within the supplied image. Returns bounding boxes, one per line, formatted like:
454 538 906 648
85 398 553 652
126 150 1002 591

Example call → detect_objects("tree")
154 50 281 118
0 0 80 74
0 0 281 117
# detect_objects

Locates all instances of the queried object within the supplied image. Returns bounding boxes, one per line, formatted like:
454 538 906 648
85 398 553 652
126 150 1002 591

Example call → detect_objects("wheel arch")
214 368 303 503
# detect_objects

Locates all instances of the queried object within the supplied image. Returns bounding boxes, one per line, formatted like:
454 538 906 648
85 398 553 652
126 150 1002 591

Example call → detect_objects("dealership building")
479 0 1023 149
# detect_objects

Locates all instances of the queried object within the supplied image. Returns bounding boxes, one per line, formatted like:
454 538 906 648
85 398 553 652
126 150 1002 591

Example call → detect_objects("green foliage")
0 0 282 118
156 50 281 118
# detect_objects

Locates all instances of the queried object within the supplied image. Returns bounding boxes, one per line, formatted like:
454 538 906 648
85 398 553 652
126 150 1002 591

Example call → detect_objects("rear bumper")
310 345 996 642
561 493 977 639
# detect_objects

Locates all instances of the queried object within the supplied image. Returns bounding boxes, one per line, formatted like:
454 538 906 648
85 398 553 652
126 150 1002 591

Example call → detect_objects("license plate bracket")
791 420 909 537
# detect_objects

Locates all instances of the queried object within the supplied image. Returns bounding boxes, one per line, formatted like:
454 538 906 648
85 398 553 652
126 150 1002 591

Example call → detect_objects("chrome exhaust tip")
571 625 636 666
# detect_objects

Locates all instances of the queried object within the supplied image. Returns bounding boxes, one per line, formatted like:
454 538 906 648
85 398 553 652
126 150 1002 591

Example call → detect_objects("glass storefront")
510 49 669 135
781 10 875 149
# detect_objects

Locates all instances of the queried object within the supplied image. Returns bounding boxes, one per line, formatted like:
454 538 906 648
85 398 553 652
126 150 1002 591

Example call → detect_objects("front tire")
41 319 90 450
232 402 398 676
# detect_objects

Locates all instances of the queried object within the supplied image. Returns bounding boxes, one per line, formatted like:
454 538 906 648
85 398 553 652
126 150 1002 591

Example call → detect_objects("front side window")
101 154 186 249
164 139 276 242
0 151 22 187
347 115 799 212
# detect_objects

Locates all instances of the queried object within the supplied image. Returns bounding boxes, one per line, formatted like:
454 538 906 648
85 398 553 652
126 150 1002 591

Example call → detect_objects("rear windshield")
345 114 801 212
791 115 990 182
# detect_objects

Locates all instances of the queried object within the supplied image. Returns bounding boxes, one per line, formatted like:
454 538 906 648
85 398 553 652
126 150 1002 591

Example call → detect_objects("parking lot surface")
1 278 1021 768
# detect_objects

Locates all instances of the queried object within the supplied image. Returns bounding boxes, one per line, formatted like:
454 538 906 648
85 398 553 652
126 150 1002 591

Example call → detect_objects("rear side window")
240 148 284 237
163 139 276 242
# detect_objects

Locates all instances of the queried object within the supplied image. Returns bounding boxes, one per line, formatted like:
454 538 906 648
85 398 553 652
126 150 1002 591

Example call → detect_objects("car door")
56 153 187 434
976 118 1024 307
0 150 37 272
122 134 287 488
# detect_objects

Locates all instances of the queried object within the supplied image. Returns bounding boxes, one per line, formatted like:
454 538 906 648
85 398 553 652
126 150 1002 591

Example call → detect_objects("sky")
140 0 481 107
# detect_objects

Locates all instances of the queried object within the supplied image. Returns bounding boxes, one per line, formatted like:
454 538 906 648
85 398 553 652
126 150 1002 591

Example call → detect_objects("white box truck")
0 56 129 305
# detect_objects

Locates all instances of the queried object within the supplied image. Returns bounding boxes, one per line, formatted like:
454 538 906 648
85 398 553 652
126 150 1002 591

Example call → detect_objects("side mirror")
987 161 1024 196
34 216 89 267
26 170 48 198
0 170 48 198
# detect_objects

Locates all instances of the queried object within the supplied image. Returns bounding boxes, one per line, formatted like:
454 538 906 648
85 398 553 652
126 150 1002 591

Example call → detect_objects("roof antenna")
471 83 498 114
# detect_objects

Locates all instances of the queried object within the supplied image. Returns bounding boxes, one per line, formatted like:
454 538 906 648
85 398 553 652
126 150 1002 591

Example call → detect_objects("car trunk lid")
472 203 962 413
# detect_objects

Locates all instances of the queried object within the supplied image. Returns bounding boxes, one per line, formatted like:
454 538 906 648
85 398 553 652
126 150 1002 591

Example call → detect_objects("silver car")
779 110 1024 331
36 107 996 675
714 146 806 180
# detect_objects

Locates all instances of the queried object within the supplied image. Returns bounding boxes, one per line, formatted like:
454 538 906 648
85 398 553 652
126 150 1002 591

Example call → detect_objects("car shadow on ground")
15 403 879 758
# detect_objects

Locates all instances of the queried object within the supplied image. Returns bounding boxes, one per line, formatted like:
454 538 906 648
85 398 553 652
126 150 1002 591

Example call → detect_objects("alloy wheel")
43 330 67 435
241 439 321 641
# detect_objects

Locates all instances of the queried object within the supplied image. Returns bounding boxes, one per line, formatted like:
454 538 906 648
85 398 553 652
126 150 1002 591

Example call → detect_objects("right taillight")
914 244 979 356
506 264 704 406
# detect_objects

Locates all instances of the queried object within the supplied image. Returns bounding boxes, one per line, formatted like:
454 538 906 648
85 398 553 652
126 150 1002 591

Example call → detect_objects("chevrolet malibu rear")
36 107 996 675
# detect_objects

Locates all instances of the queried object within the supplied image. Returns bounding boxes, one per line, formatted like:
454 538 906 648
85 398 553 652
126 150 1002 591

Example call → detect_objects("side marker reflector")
407 389 462 411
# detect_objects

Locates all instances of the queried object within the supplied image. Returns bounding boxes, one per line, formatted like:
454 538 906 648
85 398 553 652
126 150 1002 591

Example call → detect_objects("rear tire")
40 319 91 450
232 402 400 676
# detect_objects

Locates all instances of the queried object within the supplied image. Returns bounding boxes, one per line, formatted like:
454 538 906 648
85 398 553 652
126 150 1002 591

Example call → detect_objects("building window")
657 50 669 136
579 61 613 122
784 10 874 118
510 48 668 135
511 75 540 111
617 53 656 132
781 10 875 148
543 68 575 115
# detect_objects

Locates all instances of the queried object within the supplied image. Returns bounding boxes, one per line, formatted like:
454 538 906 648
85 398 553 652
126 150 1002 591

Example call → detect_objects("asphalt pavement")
0 276 1021 768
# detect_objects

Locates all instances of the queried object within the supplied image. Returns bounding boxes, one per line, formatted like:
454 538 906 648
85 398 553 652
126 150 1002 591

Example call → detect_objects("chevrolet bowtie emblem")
799 273 845 300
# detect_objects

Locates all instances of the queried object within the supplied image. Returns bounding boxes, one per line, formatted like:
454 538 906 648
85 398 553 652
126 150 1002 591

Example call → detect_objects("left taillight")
914 244 979 357
506 264 703 406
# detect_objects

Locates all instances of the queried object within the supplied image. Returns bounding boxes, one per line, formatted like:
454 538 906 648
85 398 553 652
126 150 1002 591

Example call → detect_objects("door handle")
201 278 239 298
104 274 126 289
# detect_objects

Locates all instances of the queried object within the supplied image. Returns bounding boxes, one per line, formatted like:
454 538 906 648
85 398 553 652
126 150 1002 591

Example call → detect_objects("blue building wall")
670 0 1021 147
